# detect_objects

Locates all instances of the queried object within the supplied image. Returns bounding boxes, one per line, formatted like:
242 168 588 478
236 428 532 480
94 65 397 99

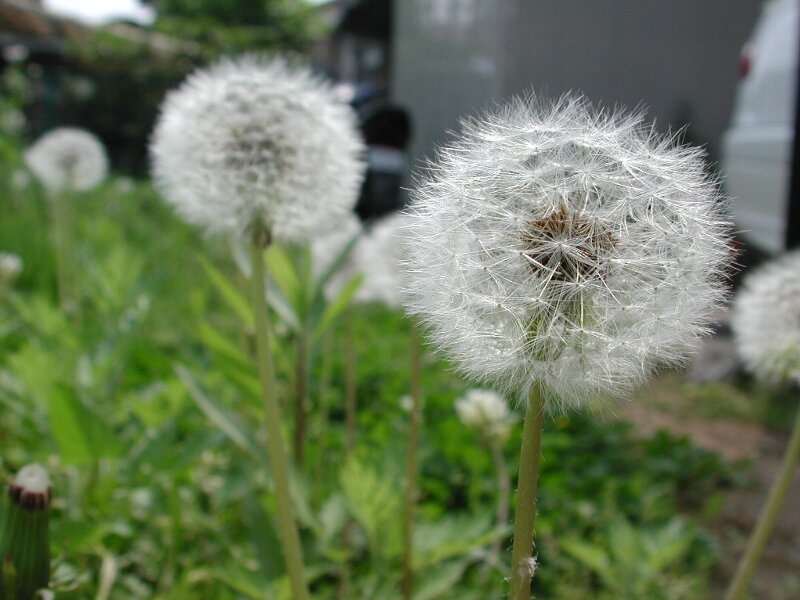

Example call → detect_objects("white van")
721 0 798 254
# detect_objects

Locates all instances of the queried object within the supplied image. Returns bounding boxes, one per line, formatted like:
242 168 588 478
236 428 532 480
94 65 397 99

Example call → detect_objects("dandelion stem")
293 331 309 468
344 306 357 454
402 318 423 600
249 241 310 600
509 383 544 600
51 191 76 316
725 404 800 600
490 440 511 559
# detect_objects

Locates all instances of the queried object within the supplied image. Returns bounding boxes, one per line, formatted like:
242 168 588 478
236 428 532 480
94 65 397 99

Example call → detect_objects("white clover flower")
405 95 730 409
150 55 366 244
732 251 800 384
24 127 108 192
355 212 411 309
0 252 23 283
456 388 516 442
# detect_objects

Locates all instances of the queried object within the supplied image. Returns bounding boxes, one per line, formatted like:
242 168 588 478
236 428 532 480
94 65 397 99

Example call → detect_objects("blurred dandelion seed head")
150 55 366 244
0 252 22 283
732 250 800 384
24 127 108 193
455 389 516 443
356 212 412 309
404 95 730 409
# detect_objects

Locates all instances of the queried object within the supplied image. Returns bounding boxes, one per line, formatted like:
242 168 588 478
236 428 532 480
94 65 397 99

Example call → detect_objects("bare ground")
620 401 800 599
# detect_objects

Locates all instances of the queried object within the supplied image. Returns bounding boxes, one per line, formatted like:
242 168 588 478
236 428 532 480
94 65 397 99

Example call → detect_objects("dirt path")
620 402 800 600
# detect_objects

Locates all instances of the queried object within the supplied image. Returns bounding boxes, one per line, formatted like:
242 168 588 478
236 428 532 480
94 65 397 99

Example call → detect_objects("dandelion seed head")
732 250 800 384
150 55 366 244
455 388 516 442
405 95 730 409
311 212 363 301
356 212 412 309
0 252 22 283
24 127 108 192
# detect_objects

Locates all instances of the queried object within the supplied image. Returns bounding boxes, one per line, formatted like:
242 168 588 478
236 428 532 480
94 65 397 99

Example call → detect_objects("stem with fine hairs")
249 240 310 600
725 403 800 600
509 383 544 600
402 319 423 600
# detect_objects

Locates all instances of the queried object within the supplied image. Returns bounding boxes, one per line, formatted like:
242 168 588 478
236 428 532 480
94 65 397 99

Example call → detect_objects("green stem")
402 319 423 600
51 192 75 315
490 440 511 559
509 384 544 600
344 307 357 455
249 241 310 600
293 332 309 468
725 404 800 600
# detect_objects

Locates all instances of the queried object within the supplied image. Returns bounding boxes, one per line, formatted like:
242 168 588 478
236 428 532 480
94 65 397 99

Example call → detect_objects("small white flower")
456 388 516 442
732 250 800 384
11 463 52 509
150 55 366 244
405 95 730 409
24 127 108 192
0 252 23 283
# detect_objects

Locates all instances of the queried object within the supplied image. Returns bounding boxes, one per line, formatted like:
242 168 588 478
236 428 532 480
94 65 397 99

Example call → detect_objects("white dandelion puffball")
732 251 800 384
0 252 23 283
456 389 516 442
355 212 410 309
405 95 730 409
24 127 108 192
311 212 364 300
150 55 366 244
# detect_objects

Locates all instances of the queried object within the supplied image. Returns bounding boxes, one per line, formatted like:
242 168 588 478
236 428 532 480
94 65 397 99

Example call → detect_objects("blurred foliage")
145 0 324 55
52 0 323 174
0 134 743 598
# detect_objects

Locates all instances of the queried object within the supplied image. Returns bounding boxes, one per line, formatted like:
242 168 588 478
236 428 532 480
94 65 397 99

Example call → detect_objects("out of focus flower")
456 389 516 442
0 252 22 283
24 127 108 192
311 212 364 300
405 95 730 409
151 55 365 244
356 212 410 309
732 250 800 384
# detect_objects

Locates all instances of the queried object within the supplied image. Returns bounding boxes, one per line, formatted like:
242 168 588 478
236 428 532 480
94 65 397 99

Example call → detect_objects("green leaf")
264 245 300 308
311 274 363 342
48 385 119 464
560 538 610 577
243 494 285 581
198 256 253 327
175 365 266 467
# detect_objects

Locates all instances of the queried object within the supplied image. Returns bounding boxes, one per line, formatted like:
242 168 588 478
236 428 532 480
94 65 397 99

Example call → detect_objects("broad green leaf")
560 538 610 576
48 384 119 464
311 274 363 342
265 245 300 307
264 278 301 332
198 256 253 326
413 561 468 600
244 494 285 581
175 365 266 467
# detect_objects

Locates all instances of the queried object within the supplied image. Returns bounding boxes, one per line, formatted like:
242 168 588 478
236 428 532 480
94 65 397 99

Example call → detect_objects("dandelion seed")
150 55 365 244
24 128 108 193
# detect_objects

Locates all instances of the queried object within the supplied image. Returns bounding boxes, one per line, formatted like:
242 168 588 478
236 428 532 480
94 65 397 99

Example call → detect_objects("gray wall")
393 0 762 166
